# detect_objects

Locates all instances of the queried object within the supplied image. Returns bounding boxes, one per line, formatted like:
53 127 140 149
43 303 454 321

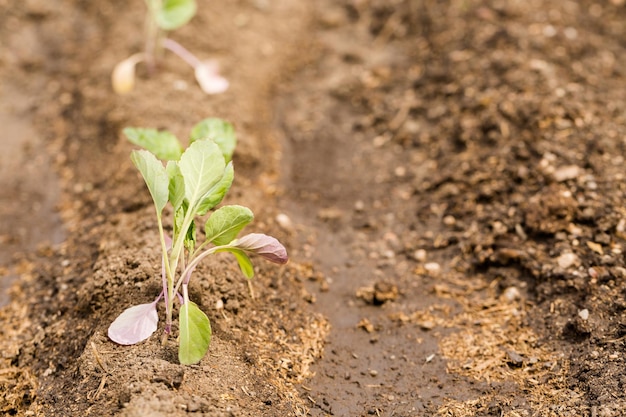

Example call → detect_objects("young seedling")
112 0 228 95
108 118 288 365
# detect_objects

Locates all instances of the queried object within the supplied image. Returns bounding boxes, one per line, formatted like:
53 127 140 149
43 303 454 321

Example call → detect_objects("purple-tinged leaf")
108 302 159 345
195 60 229 95
230 233 288 264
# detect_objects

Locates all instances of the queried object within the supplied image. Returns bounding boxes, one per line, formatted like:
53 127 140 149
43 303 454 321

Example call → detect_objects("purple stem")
161 253 170 322
183 265 196 286
161 38 202 69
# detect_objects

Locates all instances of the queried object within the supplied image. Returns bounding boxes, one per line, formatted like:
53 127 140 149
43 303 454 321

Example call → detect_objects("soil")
1 0 625 416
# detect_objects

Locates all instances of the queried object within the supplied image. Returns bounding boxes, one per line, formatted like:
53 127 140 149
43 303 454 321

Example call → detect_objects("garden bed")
1 0 625 416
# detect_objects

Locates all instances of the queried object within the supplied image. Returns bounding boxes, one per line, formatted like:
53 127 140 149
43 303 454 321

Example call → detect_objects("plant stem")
167 205 197 324
174 246 224 297
162 38 202 69
156 213 174 336
144 0 162 72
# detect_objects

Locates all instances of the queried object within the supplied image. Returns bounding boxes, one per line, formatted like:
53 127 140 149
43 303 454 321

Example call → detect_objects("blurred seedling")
108 118 288 365
112 0 228 95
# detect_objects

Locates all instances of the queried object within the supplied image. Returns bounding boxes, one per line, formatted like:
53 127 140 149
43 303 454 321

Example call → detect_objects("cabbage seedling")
108 118 288 365
112 0 228 95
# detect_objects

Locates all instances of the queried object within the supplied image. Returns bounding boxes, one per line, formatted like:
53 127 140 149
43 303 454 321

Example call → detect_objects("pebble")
502 286 521 302
424 262 441 275
443 215 456 226
369 369 378 377
275 213 293 230
553 165 581 182
578 309 589 321
492 220 508 235
587 241 604 255
413 249 427 262
557 252 580 269
357 318 375 333
419 320 435 330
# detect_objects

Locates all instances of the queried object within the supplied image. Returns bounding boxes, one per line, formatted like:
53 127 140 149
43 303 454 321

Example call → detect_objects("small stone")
443 215 456 226
357 318 375 333
275 213 293 231
553 165 581 182
557 253 579 269
424 262 441 276
502 286 521 302
492 221 508 235
369 369 378 377
413 249 427 262
578 309 589 321
586 241 604 255
419 320 435 331
568 223 583 236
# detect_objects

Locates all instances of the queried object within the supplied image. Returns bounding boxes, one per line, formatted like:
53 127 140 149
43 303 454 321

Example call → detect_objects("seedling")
108 118 288 365
112 0 228 95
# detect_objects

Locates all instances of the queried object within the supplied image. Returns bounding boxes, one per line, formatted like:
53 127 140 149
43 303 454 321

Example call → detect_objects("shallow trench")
273 6 486 414
0 83 65 307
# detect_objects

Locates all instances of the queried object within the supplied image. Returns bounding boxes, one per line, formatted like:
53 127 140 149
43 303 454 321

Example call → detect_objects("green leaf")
156 0 197 31
179 301 211 365
178 140 226 209
124 127 183 161
215 248 254 279
184 220 196 253
189 118 237 162
166 161 185 211
174 204 186 239
205 205 253 246
130 150 169 213
195 161 234 216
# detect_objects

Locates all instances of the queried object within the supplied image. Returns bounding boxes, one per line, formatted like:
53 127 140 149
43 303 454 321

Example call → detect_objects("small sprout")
108 119 288 365
112 0 228 95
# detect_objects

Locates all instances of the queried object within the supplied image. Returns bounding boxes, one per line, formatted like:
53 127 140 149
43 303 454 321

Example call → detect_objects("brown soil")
1 0 625 416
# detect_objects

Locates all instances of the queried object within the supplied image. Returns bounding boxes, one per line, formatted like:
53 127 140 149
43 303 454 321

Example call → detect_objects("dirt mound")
1 0 625 416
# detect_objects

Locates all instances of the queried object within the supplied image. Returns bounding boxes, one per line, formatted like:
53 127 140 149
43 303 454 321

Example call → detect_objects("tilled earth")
1 0 625 416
